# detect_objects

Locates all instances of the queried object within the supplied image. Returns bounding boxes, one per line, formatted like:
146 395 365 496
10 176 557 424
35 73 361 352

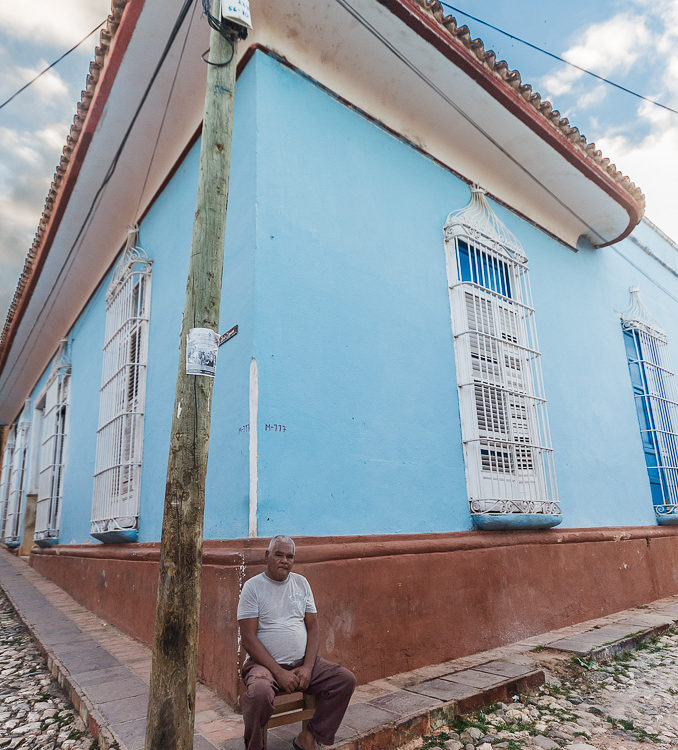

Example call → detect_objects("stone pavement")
1 547 677 750
0 550 242 750
0 589 95 749
407 628 678 750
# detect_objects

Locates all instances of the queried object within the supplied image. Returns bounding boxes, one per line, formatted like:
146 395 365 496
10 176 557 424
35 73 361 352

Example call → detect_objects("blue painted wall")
15 50 678 544
252 52 467 536
248 51 676 536
19 59 259 544
119 54 258 543
58 285 109 543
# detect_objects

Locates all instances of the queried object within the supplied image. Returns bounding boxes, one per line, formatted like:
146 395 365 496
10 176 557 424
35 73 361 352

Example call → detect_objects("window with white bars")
34 354 70 544
621 287 678 523
0 428 16 541
92 235 151 541
1 406 31 545
443 188 560 527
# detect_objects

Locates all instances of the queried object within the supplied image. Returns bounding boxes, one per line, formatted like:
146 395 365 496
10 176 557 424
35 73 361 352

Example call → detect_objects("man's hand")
276 668 300 693
292 664 313 691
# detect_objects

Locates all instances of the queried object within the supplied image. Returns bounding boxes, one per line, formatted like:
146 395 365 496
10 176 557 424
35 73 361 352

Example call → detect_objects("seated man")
238 535 356 750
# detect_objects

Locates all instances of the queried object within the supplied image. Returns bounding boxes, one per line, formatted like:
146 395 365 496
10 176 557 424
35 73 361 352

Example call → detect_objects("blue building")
1 0 677 703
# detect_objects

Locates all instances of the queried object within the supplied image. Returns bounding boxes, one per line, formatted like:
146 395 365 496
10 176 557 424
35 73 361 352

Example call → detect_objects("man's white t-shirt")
237 572 317 665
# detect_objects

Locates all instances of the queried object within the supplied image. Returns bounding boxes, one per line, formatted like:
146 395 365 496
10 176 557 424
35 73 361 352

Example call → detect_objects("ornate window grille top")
92 228 152 542
34 340 71 545
107 226 151 303
444 187 560 529
1 401 31 545
621 287 678 523
444 186 527 264
45 338 72 386
621 286 665 341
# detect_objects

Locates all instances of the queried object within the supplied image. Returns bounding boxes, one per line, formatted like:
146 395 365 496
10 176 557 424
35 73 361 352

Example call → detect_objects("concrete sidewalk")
1 547 677 750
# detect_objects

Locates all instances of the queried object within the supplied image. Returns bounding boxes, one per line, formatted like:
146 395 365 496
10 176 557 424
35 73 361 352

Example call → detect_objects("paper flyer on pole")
186 328 218 377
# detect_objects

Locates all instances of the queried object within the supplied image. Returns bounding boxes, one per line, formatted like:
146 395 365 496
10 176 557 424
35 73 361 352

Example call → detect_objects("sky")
0 0 677 324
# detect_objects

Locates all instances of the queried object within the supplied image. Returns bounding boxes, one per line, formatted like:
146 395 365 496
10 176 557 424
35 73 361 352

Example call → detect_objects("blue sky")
0 0 676 323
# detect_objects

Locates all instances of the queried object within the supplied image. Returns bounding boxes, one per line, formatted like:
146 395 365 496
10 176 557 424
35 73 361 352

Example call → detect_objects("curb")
330 670 545 750
583 622 675 662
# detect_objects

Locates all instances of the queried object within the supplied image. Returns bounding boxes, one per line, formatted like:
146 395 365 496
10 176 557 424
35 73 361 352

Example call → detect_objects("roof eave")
382 0 644 243
0 0 647 409
0 0 145 381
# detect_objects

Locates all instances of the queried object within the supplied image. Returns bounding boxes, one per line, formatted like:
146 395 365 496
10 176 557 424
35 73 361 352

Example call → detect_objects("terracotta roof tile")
0 0 128 367
0 0 646 370
412 0 645 213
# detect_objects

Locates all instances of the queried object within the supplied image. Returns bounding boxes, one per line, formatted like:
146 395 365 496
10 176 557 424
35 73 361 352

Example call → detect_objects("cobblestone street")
411 630 678 750
0 591 95 750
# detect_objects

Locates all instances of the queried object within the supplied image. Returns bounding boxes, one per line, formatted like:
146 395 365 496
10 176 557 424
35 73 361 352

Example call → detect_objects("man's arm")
239 617 299 693
292 612 319 691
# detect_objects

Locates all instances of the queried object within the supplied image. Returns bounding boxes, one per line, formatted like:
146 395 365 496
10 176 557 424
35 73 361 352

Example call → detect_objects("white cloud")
0 0 112 48
35 125 70 152
0 127 42 166
589 1 678 238
574 83 608 111
0 63 69 105
536 0 678 241
598 118 678 239
27 66 69 100
541 67 580 98
540 13 650 98
0 122 68 322
563 16 648 74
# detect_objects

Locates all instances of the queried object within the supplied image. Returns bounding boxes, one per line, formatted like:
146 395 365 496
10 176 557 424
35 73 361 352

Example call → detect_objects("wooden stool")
263 691 317 749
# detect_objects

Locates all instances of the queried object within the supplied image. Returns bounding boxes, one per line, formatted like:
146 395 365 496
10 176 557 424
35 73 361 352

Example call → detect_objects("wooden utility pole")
144 4 244 748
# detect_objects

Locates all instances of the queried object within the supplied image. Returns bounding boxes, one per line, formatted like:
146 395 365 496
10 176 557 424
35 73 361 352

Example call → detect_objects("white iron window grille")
0 428 16 540
621 287 678 523
92 228 152 541
3 404 31 545
443 187 560 527
34 341 71 544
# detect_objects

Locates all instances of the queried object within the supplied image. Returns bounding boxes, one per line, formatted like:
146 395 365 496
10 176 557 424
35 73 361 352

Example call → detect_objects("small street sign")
218 324 238 346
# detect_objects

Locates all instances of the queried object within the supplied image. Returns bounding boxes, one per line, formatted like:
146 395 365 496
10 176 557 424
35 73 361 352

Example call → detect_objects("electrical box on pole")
221 0 252 29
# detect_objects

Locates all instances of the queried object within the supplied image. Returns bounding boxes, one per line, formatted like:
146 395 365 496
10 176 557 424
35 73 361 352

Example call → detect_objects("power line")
357 0 678 297
438 1 678 116
610 245 678 305
0 19 107 111
3 0 197 386
134 0 199 218
332 0 611 246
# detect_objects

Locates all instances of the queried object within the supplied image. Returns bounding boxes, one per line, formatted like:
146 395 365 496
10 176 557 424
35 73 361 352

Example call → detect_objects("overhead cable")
135 0 199 217
3 0 197 385
438 1 678 116
0 19 107 111
332 0 611 246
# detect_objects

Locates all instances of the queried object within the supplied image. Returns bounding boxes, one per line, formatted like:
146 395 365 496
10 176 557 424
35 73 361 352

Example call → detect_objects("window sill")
34 535 59 548
471 513 563 531
655 512 678 526
91 528 139 544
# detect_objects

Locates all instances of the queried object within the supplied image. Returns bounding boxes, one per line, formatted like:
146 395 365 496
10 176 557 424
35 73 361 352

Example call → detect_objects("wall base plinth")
30 526 678 706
